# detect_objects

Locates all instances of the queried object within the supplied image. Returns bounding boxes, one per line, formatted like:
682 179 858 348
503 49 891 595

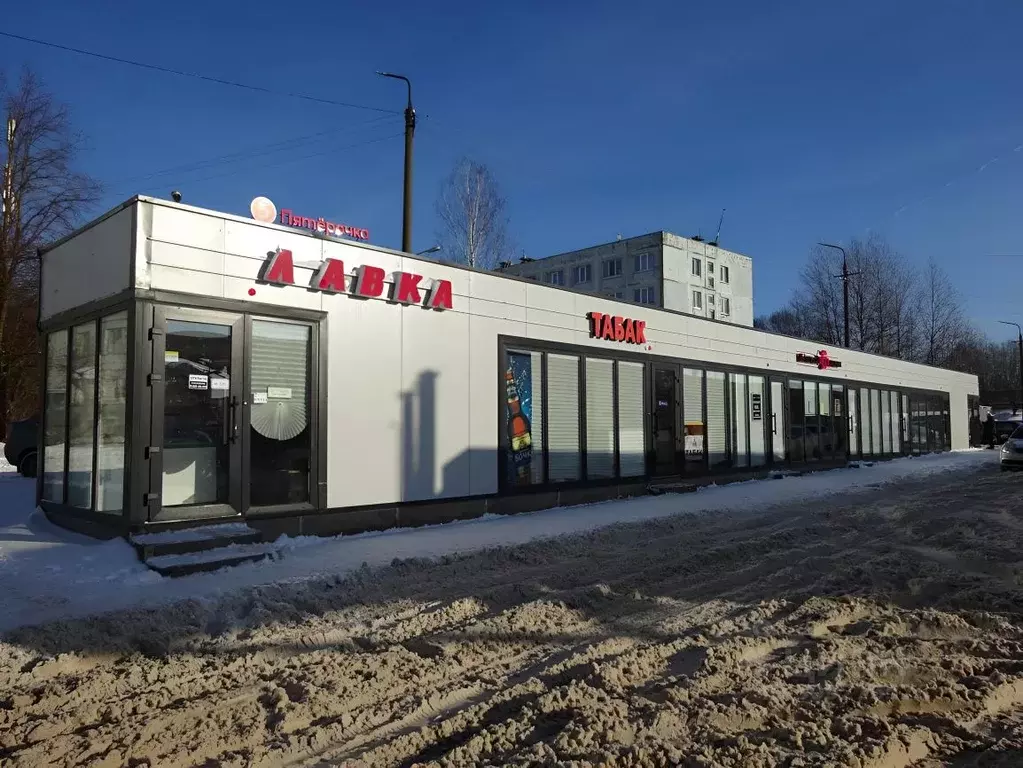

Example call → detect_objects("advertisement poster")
505 353 534 485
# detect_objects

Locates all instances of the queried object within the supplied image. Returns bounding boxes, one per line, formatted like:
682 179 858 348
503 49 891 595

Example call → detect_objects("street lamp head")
416 245 441 256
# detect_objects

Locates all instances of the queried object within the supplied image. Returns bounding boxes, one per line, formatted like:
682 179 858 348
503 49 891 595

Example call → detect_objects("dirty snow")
3 449 1022 766
0 450 996 633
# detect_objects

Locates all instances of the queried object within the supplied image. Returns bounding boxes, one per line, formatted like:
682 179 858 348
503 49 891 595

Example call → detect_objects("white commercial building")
497 231 755 326
37 197 978 539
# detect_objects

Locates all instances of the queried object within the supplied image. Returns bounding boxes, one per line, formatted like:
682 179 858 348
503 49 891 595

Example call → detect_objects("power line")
111 114 398 185
0 30 399 115
108 130 404 194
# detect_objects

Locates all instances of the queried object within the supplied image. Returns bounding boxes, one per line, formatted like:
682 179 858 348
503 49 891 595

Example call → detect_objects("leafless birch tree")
434 157 510 270
0 69 101 429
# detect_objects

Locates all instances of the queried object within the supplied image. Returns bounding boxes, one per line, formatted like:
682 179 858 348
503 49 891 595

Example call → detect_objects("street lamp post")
818 242 859 349
377 72 416 254
998 321 1023 413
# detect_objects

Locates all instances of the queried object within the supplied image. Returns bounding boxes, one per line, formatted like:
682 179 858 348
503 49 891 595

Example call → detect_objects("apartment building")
496 231 754 326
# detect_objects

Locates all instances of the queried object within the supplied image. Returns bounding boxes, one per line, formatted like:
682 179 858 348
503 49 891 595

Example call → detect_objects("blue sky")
3 1 1022 340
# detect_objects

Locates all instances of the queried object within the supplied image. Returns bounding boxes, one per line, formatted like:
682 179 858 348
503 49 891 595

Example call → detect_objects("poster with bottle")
505 352 534 485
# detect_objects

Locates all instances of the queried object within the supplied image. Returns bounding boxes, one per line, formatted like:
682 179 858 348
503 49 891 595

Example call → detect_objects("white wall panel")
41 206 133 320
399 304 471 501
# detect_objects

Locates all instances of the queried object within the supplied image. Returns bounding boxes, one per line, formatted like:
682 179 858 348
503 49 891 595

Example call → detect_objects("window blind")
617 362 645 477
547 353 580 481
707 371 728 467
586 358 614 478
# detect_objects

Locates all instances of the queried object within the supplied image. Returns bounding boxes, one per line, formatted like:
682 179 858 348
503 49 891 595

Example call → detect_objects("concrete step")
129 522 264 559
143 541 276 577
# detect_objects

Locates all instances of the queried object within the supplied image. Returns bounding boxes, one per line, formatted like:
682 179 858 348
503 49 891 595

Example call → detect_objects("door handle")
772 413 777 435
228 396 240 444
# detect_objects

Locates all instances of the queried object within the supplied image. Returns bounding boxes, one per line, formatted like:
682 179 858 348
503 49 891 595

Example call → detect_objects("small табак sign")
259 249 454 310
587 311 647 345
796 350 841 370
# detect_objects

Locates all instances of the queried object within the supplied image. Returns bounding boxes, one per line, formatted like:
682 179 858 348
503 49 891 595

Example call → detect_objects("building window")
722 297 731 315
96 312 128 512
607 291 624 300
586 358 615 479
684 369 705 468
692 258 701 277
504 351 545 485
68 322 98 509
544 269 564 286
692 290 703 310
602 258 623 278
634 252 654 272
707 371 729 469
572 264 592 284
634 287 656 305
721 265 730 283
707 261 715 274
42 331 69 503
547 353 581 481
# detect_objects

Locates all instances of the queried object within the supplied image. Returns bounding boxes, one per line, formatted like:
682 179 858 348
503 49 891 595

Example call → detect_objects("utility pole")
377 72 415 253
818 242 859 349
998 321 1023 414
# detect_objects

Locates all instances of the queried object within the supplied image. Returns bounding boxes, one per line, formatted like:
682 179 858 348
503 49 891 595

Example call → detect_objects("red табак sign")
587 311 647 345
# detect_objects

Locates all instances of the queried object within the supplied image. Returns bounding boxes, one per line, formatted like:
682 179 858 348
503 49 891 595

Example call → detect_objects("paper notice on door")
188 374 209 390
210 377 229 391
267 387 292 399
165 350 179 363
252 392 268 404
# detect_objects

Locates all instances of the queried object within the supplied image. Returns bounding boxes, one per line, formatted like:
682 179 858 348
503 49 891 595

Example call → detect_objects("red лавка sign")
260 249 453 310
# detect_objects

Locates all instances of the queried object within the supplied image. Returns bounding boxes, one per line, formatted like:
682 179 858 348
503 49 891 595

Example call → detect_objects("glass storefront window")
890 391 901 454
788 380 804 462
67 323 97 508
847 388 859 457
504 351 544 485
547 353 581 481
859 388 871 456
96 312 128 512
831 384 845 459
707 371 728 469
804 381 819 461
42 331 69 503
585 358 615 478
749 375 766 467
818 383 832 460
250 320 312 505
870 390 882 455
617 362 645 476
732 373 749 468
683 369 705 469
880 390 892 454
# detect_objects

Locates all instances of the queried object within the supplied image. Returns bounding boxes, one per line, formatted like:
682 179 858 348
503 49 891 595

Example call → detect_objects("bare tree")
918 257 967 367
0 69 101 429
434 157 510 270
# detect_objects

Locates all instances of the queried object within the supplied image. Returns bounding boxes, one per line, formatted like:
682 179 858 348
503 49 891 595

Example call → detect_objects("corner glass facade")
41 311 128 513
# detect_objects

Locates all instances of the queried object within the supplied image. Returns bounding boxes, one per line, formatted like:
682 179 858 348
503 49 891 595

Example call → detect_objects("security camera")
171 190 182 203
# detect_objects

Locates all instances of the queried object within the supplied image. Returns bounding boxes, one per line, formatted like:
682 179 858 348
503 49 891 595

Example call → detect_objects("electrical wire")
107 130 405 194
110 114 398 185
0 30 399 114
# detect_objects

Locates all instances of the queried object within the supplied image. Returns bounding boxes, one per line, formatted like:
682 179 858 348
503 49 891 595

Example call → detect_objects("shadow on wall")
401 370 487 504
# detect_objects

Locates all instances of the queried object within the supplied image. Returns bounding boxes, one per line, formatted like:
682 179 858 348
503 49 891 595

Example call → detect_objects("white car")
1000 425 1023 470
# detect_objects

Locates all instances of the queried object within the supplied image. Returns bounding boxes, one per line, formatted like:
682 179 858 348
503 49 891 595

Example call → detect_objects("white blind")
881 390 892 453
548 354 580 481
530 352 545 483
859 388 871 455
871 389 882 455
732 374 748 467
250 321 310 441
585 358 614 478
890 390 901 453
617 362 645 477
707 371 727 467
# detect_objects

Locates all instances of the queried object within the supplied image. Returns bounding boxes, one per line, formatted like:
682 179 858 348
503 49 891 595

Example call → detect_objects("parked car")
1000 425 1023 471
4 416 39 477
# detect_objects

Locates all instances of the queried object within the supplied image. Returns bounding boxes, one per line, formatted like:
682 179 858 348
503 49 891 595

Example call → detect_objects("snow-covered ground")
0 447 996 633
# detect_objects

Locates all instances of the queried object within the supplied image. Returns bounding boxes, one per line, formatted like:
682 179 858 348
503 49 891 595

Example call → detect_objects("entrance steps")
129 522 274 577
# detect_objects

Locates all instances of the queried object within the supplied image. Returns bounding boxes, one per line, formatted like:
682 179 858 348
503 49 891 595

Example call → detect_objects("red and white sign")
587 311 647 345
249 196 370 241
796 350 841 370
259 249 453 310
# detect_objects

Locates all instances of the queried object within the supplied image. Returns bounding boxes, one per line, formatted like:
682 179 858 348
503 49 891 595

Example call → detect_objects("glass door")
150 308 244 521
651 365 681 476
769 379 787 463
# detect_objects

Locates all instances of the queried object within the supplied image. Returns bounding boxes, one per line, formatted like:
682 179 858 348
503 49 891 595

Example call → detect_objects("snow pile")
0 449 996 632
